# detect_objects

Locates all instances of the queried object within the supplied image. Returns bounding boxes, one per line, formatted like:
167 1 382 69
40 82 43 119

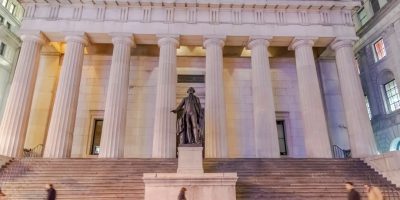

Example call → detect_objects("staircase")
0 158 398 199
205 158 399 199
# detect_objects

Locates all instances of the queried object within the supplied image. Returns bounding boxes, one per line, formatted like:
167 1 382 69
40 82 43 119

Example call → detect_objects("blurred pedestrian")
364 184 383 200
178 187 187 200
46 184 56 200
0 187 6 200
345 182 361 200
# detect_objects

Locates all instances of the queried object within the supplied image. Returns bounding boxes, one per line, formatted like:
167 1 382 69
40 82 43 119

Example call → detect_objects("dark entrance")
276 120 288 156
90 119 103 155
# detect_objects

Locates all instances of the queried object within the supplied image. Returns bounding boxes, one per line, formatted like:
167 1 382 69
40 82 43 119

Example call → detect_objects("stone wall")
24 54 61 149
363 151 400 187
25 55 311 158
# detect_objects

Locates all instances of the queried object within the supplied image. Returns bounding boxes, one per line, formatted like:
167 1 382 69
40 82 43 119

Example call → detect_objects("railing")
0 144 92 197
23 144 44 158
332 145 352 158
0 144 44 190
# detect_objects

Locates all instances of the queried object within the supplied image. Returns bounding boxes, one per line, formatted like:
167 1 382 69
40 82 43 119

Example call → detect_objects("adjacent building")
353 0 400 153
0 0 22 120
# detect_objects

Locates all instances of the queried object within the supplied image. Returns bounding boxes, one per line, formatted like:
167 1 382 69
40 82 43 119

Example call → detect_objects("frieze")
20 0 359 27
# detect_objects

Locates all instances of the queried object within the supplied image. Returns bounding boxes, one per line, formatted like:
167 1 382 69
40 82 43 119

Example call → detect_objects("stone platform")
143 146 238 200
143 173 237 200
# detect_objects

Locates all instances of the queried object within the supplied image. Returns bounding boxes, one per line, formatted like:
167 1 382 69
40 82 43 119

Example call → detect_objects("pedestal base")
177 146 203 173
143 173 238 200
143 146 238 200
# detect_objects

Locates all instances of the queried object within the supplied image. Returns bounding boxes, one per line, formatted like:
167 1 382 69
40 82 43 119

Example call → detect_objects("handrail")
332 145 352 158
23 144 44 158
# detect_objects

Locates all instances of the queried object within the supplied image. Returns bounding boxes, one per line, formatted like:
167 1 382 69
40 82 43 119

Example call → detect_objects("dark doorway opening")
90 119 103 155
276 120 288 156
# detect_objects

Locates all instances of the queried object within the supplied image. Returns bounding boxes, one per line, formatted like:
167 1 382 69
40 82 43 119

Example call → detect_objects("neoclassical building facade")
0 0 378 159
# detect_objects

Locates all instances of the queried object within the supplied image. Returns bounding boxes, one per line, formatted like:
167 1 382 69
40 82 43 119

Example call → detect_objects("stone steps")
0 158 398 199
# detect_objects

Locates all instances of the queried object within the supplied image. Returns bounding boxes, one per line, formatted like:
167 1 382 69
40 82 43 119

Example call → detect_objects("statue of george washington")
171 87 204 145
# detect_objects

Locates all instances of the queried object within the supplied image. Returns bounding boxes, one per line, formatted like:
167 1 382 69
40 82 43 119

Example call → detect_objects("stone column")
99 34 133 158
0 33 46 157
291 38 332 158
331 39 378 157
248 38 280 158
43 34 88 158
204 36 228 158
152 36 179 158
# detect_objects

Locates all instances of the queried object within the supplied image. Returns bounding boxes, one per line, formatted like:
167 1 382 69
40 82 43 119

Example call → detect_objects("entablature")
19 0 360 47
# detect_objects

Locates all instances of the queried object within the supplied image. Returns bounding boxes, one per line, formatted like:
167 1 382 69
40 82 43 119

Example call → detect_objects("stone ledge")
143 172 238 200
363 151 400 187
143 172 238 186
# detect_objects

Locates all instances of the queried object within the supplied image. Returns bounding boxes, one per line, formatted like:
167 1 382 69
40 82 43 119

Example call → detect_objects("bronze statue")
171 87 204 145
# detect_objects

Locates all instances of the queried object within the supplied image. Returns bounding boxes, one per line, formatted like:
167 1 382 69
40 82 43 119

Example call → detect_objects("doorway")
276 120 288 156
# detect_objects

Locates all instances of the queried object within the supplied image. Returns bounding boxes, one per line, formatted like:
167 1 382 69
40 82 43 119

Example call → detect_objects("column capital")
157 35 180 48
19 31 48 44
110 33 135 47
203 35 226 48
289 37 317 50
330 38 357 51
64 32 90 46
157 37 179 48
247 36 272 49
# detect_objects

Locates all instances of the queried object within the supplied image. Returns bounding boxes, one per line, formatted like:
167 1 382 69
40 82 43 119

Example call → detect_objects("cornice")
20 0 360 8
21 0 358 27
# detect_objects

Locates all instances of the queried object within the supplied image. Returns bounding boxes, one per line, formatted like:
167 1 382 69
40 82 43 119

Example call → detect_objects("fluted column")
204 36 228 158
292 38 332 158
152 36 179 158
0 33 46 157
99 34 133 158
248 38 280 158
331 39 378 157
43 34 88 158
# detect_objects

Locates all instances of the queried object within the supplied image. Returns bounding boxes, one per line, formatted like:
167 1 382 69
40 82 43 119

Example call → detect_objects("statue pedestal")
177 146 203 174
143 147 238 200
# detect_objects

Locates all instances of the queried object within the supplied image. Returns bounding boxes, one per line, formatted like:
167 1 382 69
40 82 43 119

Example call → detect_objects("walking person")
46 184 56 200
364 184 383 200
178 187 187 200
0 187 6 200
345 182 361 200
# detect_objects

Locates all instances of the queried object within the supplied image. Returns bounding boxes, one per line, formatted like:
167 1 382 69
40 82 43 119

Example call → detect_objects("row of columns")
0 31 377 158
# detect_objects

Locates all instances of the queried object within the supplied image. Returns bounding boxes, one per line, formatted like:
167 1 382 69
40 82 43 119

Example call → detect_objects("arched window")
389 138 400 151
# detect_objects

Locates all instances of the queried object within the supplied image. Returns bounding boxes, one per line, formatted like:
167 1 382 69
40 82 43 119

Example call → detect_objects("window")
389 137 400 151
90 119 103 155
1 0 7 7
8 3 15 14
0 43 6 56
0 15 3 23
6 22 10 29
365 96 372 119
384 80 400 112
370 0 381 13
374 38 386 61
357 8 368 25
277 121 287 156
